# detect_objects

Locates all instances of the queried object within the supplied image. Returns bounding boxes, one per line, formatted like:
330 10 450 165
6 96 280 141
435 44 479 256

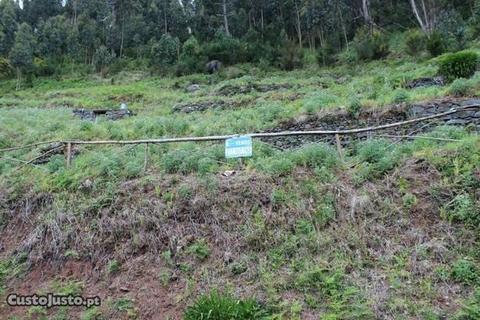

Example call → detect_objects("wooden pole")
335 134 344 162
143 143 148 173
66 142 72 167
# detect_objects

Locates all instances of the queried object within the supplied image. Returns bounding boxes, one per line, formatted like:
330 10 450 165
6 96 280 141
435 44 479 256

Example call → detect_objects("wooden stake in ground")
66 142 72 167
335 134 344 163
144 143 149 173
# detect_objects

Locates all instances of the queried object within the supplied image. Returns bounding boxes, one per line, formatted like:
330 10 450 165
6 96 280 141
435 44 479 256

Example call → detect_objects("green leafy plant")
427 32 445 57
448 78 473 96
451 258 479 285
439 51 479 82
405 29 426 56
184 290 270 320
188 239 211 261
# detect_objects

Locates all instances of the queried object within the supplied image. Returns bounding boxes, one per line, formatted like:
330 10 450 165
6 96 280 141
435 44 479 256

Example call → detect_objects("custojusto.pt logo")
7 293 101 309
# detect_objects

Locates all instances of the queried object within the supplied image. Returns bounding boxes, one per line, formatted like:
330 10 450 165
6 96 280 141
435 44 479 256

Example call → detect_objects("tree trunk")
294 0 302 48
15 68 21 91
410 0 434 35
222 0 230 36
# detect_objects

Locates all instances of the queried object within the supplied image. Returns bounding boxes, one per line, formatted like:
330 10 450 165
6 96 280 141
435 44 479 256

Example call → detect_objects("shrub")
348 97 363 117
184 291 270 320
93 45 115 74
176 36 206 75
353 27 390 61
405 29 426 56
0 58 13 78
392 89 410 104
455 289 480 320
203 32 245 65
444 194 479 228
187 239 210 261
451 259 479 286
439 51 479 83
317 45 336 66
427 32 445 57
278 40 304 71
150 34 179 68
449 78 473 97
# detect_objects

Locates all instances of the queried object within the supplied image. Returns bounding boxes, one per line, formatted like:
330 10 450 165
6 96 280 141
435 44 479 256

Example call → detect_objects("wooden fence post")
66 142 72 167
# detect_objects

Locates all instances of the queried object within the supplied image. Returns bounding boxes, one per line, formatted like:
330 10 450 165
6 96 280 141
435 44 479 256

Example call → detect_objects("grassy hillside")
0 54 479 319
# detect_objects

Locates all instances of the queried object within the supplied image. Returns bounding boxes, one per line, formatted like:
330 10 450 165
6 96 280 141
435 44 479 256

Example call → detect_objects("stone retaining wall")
263 99 480 149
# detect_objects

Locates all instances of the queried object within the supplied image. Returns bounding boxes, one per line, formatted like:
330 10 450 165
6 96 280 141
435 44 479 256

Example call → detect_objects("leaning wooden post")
66 142 72 167
143 143 149 173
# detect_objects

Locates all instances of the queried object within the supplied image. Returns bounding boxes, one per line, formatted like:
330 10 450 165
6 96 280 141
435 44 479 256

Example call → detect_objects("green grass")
1 47 480 320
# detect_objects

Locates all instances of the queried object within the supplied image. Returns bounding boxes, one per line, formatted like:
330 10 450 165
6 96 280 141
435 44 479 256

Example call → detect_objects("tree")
409 0 441 35
9 23 35 89
0 0 18 57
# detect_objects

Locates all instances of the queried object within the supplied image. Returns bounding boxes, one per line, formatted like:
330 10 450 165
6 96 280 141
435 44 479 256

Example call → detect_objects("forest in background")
0 0 480 82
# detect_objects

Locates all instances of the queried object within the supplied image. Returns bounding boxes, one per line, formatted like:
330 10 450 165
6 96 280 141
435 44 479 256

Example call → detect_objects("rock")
120 287 130 292
446 119 469 126
222 170 236 177
186 84 201 93
405 77 444 89
223 251 234 264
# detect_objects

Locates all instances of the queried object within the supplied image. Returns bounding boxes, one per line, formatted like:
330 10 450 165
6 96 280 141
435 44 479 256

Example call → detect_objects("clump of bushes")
427 32 445 57
176 36 206 75
438 51 478 82
448 78 473 97
347 97 363 117
150 34 180 70
392 89 410 104
451 258 480 286
184 291 270 320
405 29 426 56
0 58 13 78
278 39 304 71
443 194 479 228
353 27 390 61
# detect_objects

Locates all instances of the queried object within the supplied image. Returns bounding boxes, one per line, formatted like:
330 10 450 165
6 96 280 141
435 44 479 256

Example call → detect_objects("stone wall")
263 99 480 149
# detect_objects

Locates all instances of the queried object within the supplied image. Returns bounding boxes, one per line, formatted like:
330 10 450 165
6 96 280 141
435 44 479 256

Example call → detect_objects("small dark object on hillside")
73 108 134 121
206 60 222 74
405 77 445 89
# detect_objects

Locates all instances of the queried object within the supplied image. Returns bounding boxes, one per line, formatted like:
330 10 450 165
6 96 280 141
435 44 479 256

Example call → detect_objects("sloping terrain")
0 59 479 319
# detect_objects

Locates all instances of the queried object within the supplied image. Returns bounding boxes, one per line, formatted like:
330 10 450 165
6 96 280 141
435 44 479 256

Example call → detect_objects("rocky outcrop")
73 109 134 121
405 77 445 89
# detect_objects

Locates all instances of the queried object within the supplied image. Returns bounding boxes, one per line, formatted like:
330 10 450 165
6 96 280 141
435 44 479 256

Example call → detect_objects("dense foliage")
0 0 478 80
438 51 479 82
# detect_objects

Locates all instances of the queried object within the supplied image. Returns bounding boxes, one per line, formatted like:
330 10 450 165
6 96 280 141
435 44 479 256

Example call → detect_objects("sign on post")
225 136 253 159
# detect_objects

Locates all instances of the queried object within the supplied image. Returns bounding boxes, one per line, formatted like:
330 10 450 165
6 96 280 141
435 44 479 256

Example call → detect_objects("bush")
278 40 304 71
184 291 270 320
203 32 245 65
187 239 210 261
451 258 479 286
0 58 13 78
444 194 480 228
427 32 445 57
317 45 336 66
353 27 390 61
405 29 426 56
348 97 363 117
150 34 179 68
392 89 410 104
449 78 473 97
93 45 115 74
177 36 206 75
439 51 479 83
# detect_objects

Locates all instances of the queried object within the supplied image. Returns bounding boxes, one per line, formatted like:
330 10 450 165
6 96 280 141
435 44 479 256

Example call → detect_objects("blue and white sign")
225 136 253 159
